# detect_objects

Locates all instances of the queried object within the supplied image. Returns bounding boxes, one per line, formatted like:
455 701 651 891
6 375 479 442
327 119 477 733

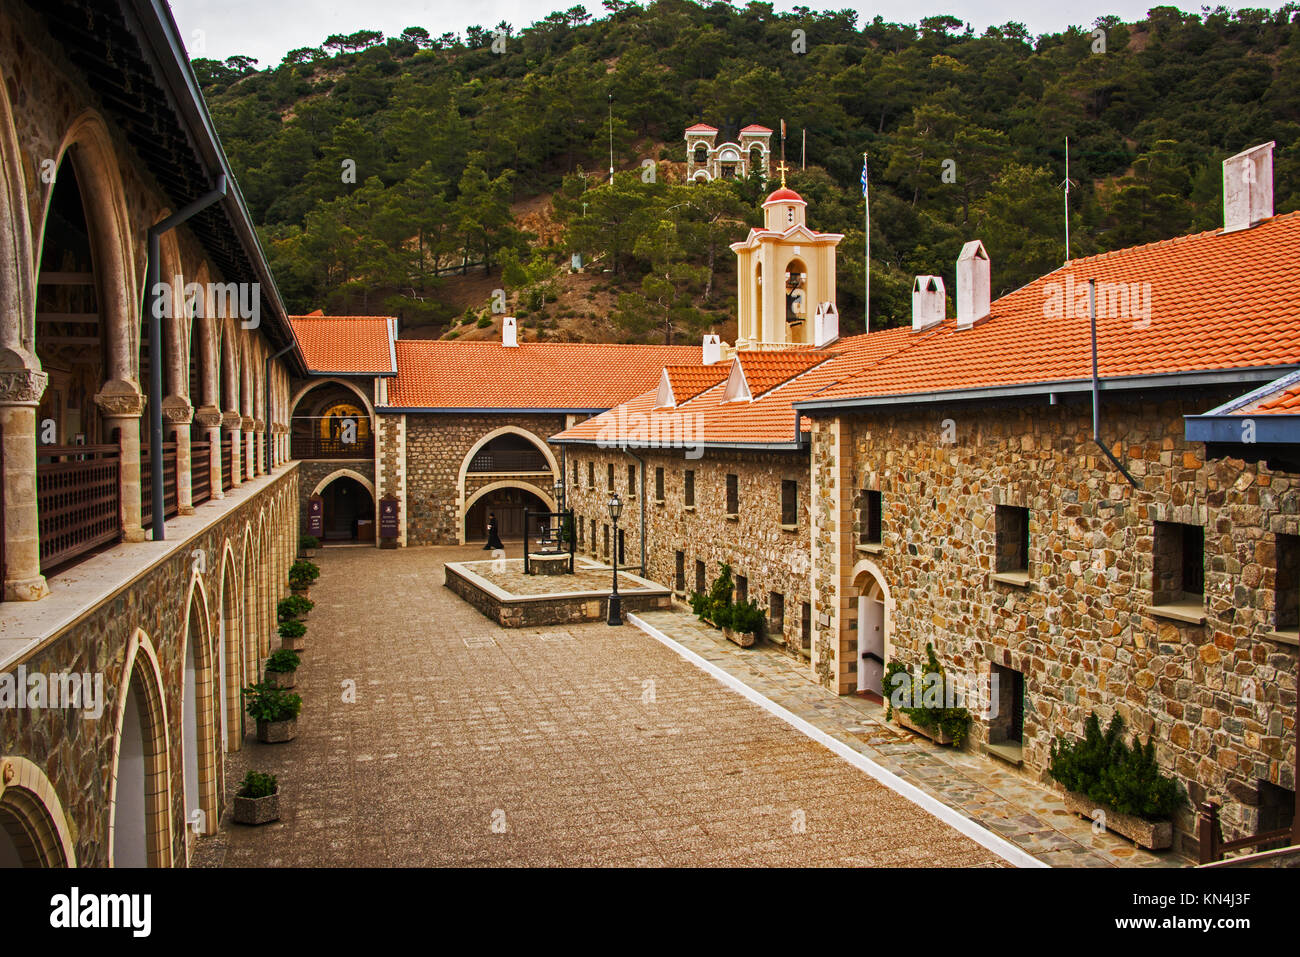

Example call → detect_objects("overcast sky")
169 0 1276 66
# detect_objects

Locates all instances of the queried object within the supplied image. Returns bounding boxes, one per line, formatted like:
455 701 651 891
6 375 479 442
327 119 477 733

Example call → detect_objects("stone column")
94 386 146 543
0 369 49 600
195 407 223 499
163 395 193 515
241 416 256 480
222 411 243 487
253 419 265 476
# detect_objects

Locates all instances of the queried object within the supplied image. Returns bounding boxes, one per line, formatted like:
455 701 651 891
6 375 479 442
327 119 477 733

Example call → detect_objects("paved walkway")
209 546 1004 867
632 609 1188 868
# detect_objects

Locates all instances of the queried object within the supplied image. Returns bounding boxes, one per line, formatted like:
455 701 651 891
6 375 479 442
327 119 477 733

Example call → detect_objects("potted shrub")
278 594 314 623
278 617 306 652
288 558 319 597
232 770 280 825
244 682 302 743
882 644 971 746
722 599 764 648
689 564 734 628
264 648 301 689
1049 712 1184 850
298 534 320 558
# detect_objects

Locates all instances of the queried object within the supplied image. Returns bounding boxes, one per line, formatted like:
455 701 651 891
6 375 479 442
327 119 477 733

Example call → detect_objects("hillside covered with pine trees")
193 1 1300 342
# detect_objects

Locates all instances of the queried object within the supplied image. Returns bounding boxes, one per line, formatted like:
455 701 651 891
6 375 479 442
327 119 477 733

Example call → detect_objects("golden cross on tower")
776 161 789 187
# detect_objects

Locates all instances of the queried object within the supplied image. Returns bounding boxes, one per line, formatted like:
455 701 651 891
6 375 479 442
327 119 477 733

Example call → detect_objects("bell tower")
729 166 843 349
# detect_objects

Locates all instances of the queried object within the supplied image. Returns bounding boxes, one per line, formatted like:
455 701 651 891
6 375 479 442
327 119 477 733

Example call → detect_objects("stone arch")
851 558 896 693
457 426 559 492
107 629 173 868
42 111 138 393
461 480 556 545
241 526 258 704
0 73 35 367
0 756 77 867
180 574 219 846
218 541 242 751
290 377 374 419
312 468 376 500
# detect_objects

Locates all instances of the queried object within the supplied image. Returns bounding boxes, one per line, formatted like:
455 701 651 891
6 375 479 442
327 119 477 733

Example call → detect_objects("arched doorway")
464 485 547 543
219 549 241 751
111 635 171 868
319 475 375 543
290 380 373 460
856 579 886 697
0 758 75 868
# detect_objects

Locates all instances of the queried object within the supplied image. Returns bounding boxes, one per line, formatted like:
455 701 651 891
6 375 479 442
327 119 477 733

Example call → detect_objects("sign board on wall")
379 495 399 548
308 495 323 538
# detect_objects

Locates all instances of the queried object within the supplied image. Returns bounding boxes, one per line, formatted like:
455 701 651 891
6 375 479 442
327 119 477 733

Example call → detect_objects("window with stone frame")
603 524 610 557
859 489 883 545
1257 780 1296 848
655 467 665 501
769 591 785 634
736 574 748 603
578 515 584 543
617 529 625 566
607 463 614 491
587 461 595 488
627 464 636 497
684 469 695 507
1276 533 1299 632
1153 521 1204 604
780 480 798 526
726 474 739 515
995 505 1030 573
695 559 706 593
801 601 812 650
675 550 685 591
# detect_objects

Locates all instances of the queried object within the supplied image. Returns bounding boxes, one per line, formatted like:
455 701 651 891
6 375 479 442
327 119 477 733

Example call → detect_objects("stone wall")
560 444 812 658
809 387 1300 850
404 413 565 545
0 467 298 867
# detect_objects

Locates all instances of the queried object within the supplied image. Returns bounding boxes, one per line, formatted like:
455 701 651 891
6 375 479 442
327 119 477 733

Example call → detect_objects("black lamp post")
554 476 565 512
607 492 623 626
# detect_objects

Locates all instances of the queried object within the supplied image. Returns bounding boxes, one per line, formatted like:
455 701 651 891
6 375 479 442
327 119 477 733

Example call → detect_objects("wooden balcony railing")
290 433 373 460
37 444 122 573
220 435 233 490
191 440 212 507
467 449 550 473
140 442 178 529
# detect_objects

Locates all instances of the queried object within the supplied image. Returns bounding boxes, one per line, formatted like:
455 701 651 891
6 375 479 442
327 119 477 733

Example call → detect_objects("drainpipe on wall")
1089 278 1139 490
146 175 227 542
623 446 647 576
266 342 295 472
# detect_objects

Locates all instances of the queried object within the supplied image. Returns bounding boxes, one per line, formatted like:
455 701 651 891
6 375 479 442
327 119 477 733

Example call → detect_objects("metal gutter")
792 365 1299 413
1087 279 1138 488
380 407 609 415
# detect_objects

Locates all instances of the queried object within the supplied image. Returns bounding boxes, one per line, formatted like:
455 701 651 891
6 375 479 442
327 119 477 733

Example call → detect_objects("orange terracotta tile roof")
799 211 1300 408
385 340 702 410
289 316 395 374
660 365 730 407
1239 378 1300 414
734 350 828 398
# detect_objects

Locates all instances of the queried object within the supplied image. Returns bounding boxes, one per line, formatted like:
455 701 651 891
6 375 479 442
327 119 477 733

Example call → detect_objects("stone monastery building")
0 0 1296 866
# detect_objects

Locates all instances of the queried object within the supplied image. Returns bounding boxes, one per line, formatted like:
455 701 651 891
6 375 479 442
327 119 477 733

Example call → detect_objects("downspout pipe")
266 342 295 472
146 175 227 541
1089 278 1139 489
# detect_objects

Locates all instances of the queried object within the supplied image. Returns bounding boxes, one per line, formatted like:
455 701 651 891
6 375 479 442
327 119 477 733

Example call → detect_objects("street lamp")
607 492 623 626
553 476 565 512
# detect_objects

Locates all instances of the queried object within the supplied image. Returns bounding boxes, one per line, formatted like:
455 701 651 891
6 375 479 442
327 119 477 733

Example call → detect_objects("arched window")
693 144 707 165
785 258 807 323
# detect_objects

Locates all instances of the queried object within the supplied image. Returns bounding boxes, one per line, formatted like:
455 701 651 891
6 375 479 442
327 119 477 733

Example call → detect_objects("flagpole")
863 152 870 335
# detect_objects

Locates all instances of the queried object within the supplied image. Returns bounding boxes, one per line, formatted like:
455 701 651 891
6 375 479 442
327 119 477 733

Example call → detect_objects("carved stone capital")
0 369 49 406
253 419 265 431
94 386 146 419
240 417 256 431
194 405 223 429
161 395 194 426
221 411 242 430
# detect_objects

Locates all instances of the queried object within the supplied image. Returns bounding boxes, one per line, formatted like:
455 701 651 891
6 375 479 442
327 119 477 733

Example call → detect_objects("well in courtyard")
445 557 671 627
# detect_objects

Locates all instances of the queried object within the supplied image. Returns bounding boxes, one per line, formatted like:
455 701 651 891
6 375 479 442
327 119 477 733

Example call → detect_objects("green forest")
193 1 1300 341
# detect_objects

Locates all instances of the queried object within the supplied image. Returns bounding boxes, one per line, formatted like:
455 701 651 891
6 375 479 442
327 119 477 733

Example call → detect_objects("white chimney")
813 302 839 347
956 240 990 329
1223 141 1274 233
911 276 946 332
702 333 721 365
502 316 518 347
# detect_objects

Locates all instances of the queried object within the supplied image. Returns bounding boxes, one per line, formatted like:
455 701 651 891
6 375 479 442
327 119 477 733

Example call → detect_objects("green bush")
265 649 301 673
288 559 319 590
238 770 278 799
298 535 319 551
243 683 302 723
475 315 492 328
728 599 765 635
1049 712 1185 821
278 619 306 639
885 644 971 746
277 595 314 621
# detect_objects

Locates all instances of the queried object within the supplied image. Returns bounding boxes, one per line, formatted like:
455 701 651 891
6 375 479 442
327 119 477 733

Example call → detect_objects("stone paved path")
631 609 1191 868
214 546 1004 867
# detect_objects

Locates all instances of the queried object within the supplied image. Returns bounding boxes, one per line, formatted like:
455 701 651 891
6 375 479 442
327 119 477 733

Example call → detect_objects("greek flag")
860 155 869 196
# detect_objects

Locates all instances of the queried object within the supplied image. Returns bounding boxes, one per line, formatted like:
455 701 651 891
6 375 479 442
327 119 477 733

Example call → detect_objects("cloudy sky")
169 0 1269 66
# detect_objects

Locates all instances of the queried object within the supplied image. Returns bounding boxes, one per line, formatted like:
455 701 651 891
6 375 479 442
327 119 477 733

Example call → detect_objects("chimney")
502 316 518 347
813 302 839 347
702 333 721 365
911 276 946 332
956 240 990 329
1223 141 1274 233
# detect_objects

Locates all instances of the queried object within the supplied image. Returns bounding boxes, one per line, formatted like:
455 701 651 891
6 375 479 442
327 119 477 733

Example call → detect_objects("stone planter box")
289 585 311 599
723 627 756 648
265 669 297 689
892 708 957 745
232 789 280 825
256 717 297 744
280 634 306 653
1062 790 1173 850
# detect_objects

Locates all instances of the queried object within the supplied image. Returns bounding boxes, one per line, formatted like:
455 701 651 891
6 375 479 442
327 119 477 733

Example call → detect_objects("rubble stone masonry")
809 387 1299 849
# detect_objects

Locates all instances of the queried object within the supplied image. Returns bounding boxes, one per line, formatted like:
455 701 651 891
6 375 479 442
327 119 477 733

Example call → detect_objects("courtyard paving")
211 545 1004 867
